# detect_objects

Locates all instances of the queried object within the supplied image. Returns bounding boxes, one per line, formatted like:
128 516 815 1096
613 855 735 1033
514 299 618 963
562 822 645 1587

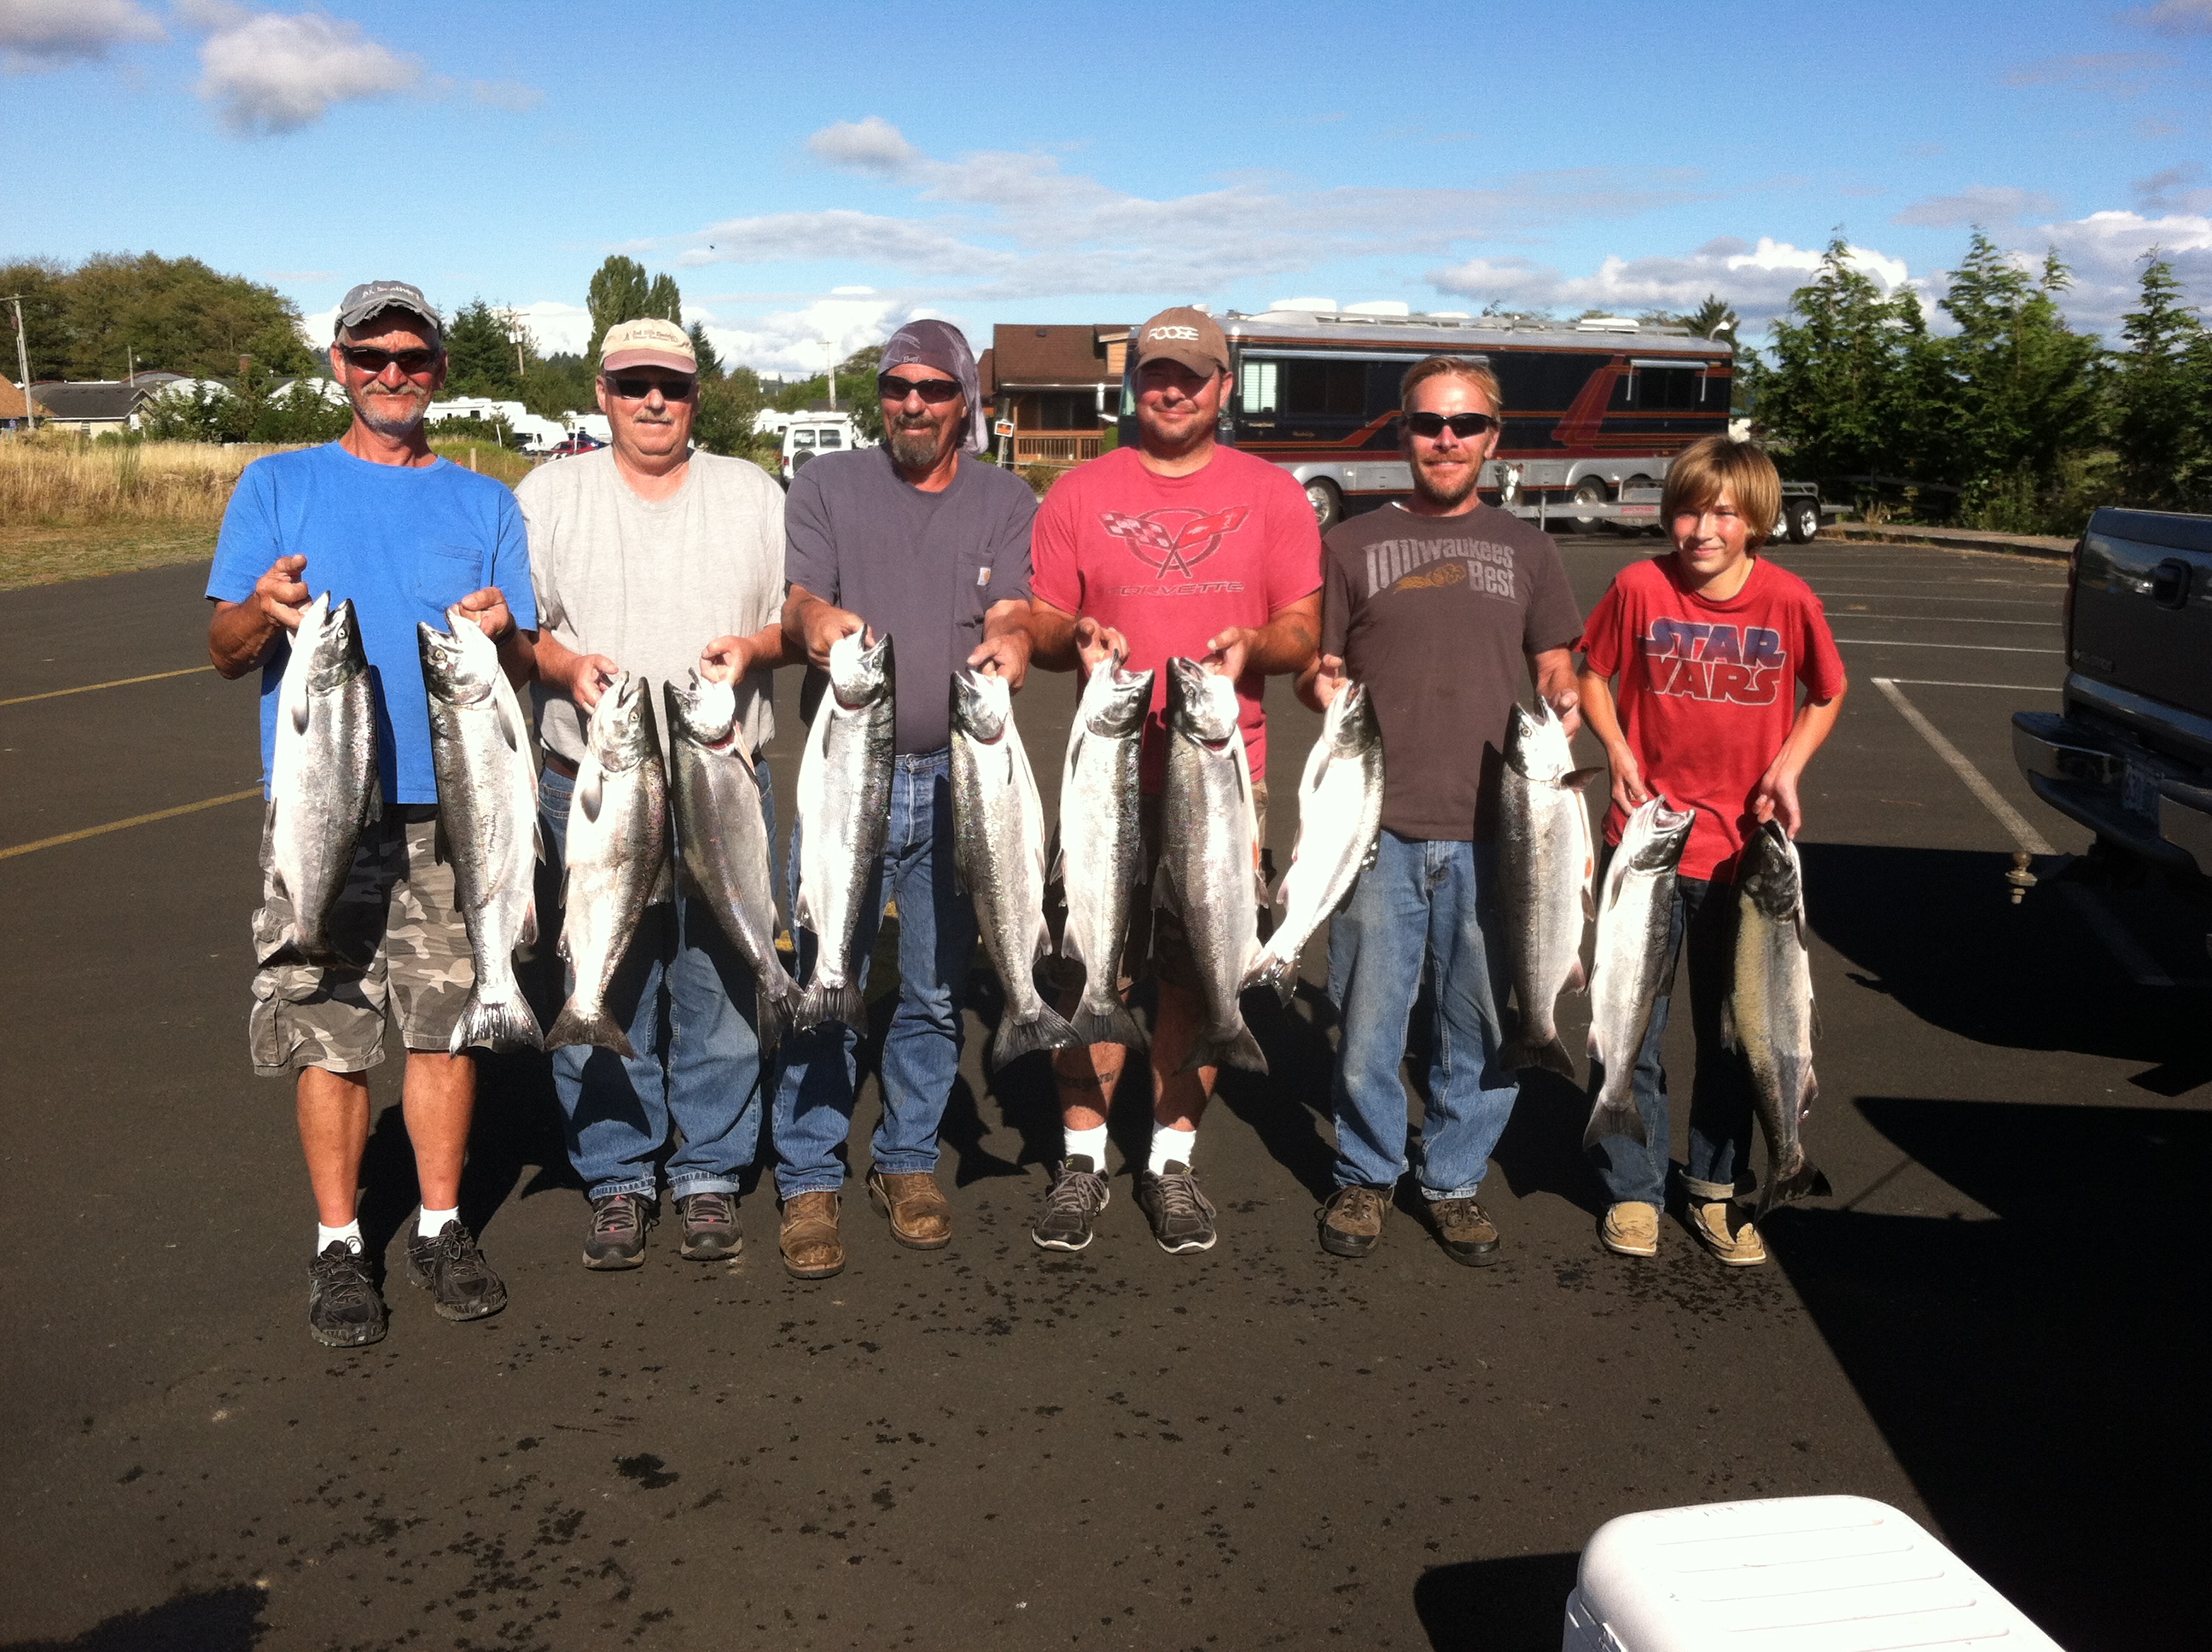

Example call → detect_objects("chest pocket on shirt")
413 544 486 617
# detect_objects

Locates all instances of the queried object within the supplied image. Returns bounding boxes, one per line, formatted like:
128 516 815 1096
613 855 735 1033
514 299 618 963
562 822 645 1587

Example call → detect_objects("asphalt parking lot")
2 535 2203 1652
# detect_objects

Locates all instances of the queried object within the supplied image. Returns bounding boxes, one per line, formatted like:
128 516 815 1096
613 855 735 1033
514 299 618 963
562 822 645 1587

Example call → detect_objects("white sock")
1148 1125 1196 1176
417 1206 459 1239
1064 1123 1109 1170
317 1219 362 1254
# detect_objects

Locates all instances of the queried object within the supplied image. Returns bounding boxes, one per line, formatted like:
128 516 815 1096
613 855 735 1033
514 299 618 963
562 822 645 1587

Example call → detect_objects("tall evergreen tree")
586 256 650 366
685 320 723 380
2112 252 2208 510
1761 236 1924 481
444 299 521 395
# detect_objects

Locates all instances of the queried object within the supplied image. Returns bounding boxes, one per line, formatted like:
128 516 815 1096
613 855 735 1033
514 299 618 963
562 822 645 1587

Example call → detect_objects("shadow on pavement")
1413 1552 1579 1652
1 1586 268 1652
1773 1094 2205 1651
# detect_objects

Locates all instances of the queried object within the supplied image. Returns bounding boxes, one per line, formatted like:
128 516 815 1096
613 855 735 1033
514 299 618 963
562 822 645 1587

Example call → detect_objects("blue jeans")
771 749 977 1197
1587 869 1754 1207
538 762 773 1202
1326 832 1519 1199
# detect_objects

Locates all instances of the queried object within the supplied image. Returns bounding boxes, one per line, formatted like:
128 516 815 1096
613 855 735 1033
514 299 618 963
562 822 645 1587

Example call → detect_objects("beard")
888 413 945 470
1410 450 1482 509
350 382 430 439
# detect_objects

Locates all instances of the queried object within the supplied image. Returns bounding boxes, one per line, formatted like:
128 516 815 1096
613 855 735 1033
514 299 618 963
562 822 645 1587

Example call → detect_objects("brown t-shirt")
1319 503 1582 841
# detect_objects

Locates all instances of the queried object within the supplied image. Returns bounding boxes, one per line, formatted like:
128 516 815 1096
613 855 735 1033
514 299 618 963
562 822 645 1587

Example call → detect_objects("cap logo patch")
1149 325 1201 340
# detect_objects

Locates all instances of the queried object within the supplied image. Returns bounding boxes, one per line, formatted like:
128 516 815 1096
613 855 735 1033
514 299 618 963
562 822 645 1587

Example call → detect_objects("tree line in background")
1 252 319 382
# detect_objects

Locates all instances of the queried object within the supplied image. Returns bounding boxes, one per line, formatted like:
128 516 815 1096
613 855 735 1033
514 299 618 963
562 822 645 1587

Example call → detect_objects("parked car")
779 416 870 483
545 433 606 459
2013 507 2212 892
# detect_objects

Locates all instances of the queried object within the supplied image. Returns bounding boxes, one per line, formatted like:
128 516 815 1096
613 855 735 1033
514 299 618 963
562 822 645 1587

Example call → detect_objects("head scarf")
878 318 988 454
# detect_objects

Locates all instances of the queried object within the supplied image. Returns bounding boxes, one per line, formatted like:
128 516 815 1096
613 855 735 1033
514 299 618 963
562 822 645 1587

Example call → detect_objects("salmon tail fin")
1580 1094 1646 1150
1755 1159 1832 1220
755 980 802 1054
450 991 544 1055
544 1001 635 1058
992 1003 1082 1071
1238 949 1297 1005
797 981 864 1032
1502 1031 1576 1079
1071 999 1148 1050
1179 1021 1268 1076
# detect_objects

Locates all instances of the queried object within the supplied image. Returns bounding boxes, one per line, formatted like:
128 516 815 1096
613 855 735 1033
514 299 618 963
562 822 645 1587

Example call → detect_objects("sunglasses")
607 375 696 401
1404 411 1501 439
876 374 963 404
338 346 439 376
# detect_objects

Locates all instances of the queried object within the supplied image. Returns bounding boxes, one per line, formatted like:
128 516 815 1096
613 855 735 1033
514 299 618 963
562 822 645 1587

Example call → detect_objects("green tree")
2111 252 2209 510
585 257 684 368
647 274 682 326
443 298 521 396
686 320 723 380
522 352 597 419
1761 235 1927 484
1683 294 1739 342
61 253 314 380
0 259 73 381
693 365 767 461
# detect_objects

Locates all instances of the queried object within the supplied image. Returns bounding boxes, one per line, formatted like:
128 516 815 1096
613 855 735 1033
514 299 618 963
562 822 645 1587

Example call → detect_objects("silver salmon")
1054 659 1153 1048
793 630 894 1031
1242 681 1384 1004
1727 820 1831 1218
1499 698 1597 1077
665 673 804 1051
950 669 1080 1069
1580 795 1695 1147
421 608 543 1052
263 592 378 966
1157 657 1266 1074
546 672 670 1056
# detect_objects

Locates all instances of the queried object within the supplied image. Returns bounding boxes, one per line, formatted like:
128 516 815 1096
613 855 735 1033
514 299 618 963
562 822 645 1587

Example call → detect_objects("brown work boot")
868 1169 952 1250
778 1191 844 1280
1428 1196 1500 1267
1688 1200 1767 1266
1602 1201 1661 1258
1318 1184 1389 1259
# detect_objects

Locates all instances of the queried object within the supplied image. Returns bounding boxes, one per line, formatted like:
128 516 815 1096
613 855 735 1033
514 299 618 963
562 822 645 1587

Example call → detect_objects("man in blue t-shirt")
205 279 537 1349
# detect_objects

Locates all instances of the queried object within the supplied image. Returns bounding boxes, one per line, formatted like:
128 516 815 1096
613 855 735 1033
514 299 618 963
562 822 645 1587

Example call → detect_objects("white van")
780 416 870 482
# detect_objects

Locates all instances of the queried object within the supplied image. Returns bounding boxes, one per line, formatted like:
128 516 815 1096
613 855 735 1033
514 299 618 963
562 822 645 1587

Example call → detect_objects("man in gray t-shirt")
772 318 1036 1280
521 317 792 1271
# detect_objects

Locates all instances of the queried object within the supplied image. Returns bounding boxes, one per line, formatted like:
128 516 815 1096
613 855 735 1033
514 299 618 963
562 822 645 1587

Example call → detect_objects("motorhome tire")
1787 497 1819 543
1305 478 1342 531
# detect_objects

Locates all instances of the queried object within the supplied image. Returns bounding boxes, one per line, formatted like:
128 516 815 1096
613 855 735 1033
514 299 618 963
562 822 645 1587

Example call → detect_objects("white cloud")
807 114 922 175
701 294 952 379
506 300 591 357
297 305 338 347
2028 207 2212 329
2122 0 2212 35
1428 236 1914 328
193 8 421 135
0 0 162 71
2135 163 2212 215
1893 185 2062 227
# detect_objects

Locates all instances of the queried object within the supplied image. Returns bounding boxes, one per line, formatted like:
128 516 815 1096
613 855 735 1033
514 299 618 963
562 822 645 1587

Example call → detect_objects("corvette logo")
1100 506 1250 580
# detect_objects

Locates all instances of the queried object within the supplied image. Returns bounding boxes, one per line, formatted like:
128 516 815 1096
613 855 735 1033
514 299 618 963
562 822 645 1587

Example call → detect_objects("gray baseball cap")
333 280 442 341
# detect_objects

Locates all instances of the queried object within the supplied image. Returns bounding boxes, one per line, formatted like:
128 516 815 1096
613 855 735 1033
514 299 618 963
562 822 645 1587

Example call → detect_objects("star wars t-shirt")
1031 444 1322 792
1319 502 1582 841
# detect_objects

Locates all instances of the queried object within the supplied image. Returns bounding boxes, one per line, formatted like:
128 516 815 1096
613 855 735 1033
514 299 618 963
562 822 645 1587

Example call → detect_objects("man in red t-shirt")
1578 436 1846 1267
1022 305 1322 1256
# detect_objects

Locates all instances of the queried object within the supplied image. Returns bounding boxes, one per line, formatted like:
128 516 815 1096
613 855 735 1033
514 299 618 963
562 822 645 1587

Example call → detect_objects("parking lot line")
1807 591 2059 604
0 665 213 708
1831 614 2059 626
0 788 261 861
1877 678 2062 691
1836 638 2064 653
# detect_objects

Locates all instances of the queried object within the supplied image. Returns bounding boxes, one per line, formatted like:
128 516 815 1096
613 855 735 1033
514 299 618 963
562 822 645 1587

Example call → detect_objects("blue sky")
5 0 2209 374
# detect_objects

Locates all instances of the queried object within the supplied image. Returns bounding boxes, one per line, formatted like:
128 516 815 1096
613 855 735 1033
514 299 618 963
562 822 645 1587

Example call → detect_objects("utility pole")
825 339 836 412
5 294 36 429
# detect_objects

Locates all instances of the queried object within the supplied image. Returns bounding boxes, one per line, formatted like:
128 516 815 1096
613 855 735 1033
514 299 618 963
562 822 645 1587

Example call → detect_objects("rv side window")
1241 358 1280 415
1284 359 1365 417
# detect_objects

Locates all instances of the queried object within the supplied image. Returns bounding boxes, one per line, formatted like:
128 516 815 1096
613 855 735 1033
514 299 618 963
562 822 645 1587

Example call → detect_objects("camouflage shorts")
247 806 474 1076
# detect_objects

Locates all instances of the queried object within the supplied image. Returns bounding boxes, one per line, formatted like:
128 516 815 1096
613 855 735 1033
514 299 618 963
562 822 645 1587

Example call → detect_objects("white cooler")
1560 1495 2064 1651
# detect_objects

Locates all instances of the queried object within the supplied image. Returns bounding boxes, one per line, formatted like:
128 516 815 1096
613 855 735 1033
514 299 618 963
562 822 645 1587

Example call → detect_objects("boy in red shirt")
1577 436 1845 1265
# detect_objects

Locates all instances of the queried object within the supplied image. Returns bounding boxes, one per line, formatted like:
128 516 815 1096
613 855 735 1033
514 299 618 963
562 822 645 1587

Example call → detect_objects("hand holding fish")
562 649 620 713
1750 762 1803 838
698 634 753 685
1073 616 1128 673
966 624 1032 689
1605 743 1653 814
1541 683 1583 740
798 598 866 669
253 555 311 632
1202 625 1256 681
454 585 516 643
1308 652 1348 710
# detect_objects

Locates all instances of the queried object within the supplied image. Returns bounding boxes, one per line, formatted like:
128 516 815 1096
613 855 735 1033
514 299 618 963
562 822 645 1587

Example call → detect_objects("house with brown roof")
987 323 1130 469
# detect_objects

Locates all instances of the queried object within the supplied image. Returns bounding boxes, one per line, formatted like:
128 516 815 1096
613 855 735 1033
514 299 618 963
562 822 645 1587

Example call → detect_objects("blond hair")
1662 436 1782 550
1400 355 1502 415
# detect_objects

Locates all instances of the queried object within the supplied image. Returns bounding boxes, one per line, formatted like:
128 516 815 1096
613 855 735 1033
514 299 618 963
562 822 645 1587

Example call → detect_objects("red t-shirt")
1031 445 1323 791
1581 555 1847 881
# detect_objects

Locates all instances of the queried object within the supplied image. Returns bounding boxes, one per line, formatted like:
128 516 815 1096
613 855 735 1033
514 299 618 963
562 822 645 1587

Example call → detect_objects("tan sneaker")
1601 1201 1660 1257
1689 1201 1767 1266
1318 1184 1390 1258
867 1170 952 1250
778 1191 845 1279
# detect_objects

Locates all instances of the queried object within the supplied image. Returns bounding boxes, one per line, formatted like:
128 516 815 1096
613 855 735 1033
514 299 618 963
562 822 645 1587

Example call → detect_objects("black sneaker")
1133 1161 1217 1254
308 1241 387 1347
405 1220 509 1321
583 1192 653 1271
677 1190 741 1261
1031 1155 1110 1253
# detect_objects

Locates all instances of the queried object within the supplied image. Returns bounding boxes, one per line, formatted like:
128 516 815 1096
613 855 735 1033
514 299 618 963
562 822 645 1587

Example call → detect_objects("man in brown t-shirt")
1301 355 1582 1265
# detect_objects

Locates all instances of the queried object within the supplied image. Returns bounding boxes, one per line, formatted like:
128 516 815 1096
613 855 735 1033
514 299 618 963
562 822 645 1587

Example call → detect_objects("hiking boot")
1602 1201 1661 1258
404 1220 508 1322
677 1190 741 1261
1689 1200 1767 1266
868 1169 952 1250
1318 1184 1389 1259
779 1190 844 1279
1133 1161 1217 1254
1429 1196 1501 1266
583 1192 654 1271
1031 1156 1110 1253
307 1241 387 1348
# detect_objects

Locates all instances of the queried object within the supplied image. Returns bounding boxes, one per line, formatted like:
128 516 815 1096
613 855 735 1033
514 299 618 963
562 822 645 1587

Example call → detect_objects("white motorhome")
779 414 872 483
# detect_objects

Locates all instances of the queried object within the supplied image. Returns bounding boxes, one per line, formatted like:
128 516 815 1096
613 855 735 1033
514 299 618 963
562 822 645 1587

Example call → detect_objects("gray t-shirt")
783 447 1036 754
518 448 786 765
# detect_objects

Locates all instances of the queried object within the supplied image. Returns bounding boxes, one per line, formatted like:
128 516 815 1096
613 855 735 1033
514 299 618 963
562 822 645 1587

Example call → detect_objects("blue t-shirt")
207 443 536 805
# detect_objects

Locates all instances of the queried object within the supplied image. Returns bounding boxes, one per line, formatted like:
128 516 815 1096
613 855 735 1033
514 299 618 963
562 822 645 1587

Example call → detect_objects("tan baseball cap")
1132 305 1229 376
600 317 696 375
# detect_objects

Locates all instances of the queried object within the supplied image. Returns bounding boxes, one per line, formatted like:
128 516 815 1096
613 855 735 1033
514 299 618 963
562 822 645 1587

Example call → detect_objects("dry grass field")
0 436 535 589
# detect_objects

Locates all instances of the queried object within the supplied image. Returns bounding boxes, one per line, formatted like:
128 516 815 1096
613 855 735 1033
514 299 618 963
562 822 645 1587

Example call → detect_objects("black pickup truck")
2013 507 2212 891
